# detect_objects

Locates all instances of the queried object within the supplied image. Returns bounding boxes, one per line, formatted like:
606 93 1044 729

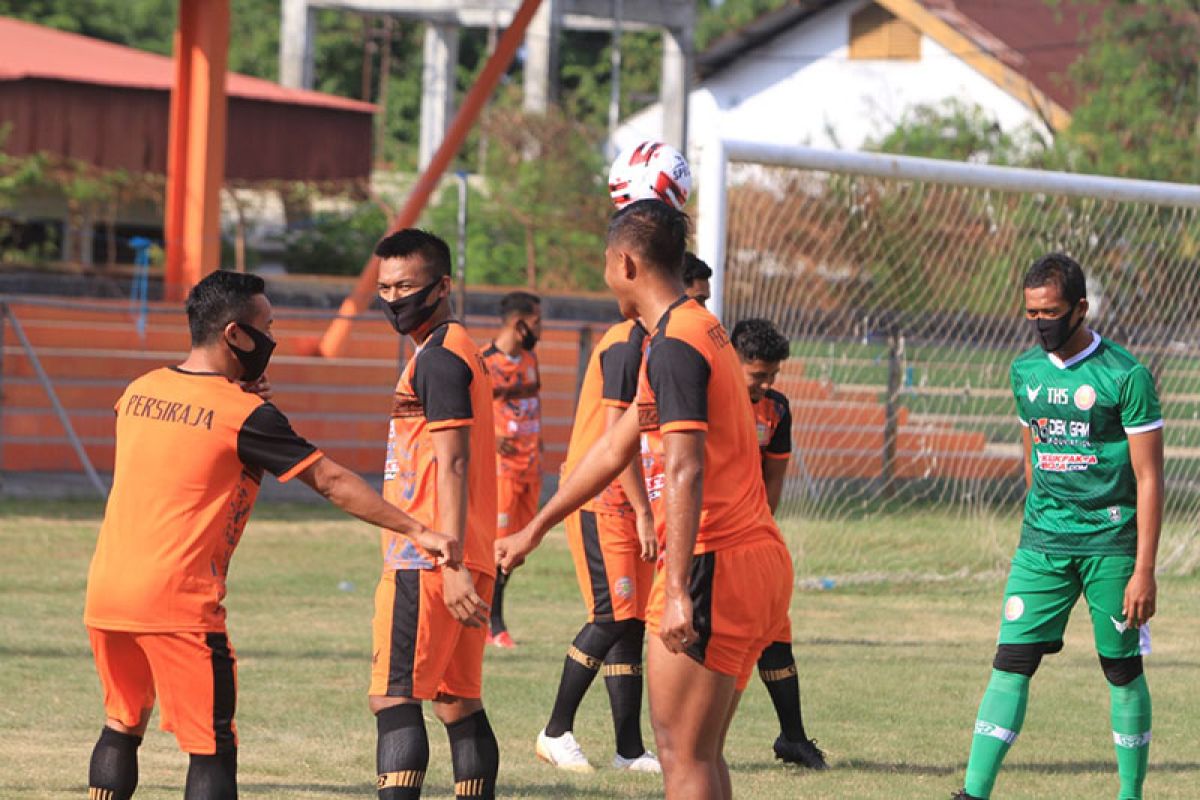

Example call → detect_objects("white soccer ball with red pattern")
608 141 692 211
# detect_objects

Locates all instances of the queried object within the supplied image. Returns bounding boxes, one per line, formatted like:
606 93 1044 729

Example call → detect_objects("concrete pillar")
418 22 460 171
523 0 561 112
279 0 316 89
661 24 692 153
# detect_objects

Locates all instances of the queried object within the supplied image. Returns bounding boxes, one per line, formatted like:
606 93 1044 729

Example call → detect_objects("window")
849 3 921 61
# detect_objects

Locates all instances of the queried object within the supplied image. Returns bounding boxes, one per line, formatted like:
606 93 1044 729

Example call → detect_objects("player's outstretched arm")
606 405 657 561
658 429 704 653
297 456 461 567
496 402 641 572
430 426 490 628
1125 428 1164 628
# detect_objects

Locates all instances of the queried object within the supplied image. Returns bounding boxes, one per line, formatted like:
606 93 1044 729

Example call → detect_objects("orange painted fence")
0 297 1017 483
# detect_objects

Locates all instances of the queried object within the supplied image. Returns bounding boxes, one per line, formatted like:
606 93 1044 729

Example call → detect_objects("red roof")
923 0 1105 111
0 15 374 114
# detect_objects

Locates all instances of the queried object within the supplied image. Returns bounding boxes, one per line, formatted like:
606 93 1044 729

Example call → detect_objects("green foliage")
866 99 1052 166
279 202 388 276
1059 0 1200 183
695 0 791 51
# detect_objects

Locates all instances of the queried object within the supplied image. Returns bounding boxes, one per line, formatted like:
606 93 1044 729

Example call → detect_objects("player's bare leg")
647 635 739 799
716 689 742 800
434 695 498 800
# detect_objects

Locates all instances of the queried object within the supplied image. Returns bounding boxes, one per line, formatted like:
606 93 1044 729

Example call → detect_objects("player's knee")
1099 655 1143 687
992 643 1046 677
757 641 794 671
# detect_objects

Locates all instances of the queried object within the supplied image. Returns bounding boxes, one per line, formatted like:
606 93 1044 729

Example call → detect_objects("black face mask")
382 280 441 335
228 322 276 382
1029 305 1083 353
518 322 539 351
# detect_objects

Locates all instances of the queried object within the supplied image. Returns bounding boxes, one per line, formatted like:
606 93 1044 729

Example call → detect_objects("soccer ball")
608 141 692 211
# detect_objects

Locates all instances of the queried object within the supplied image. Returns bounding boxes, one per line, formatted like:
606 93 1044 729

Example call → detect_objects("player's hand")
1123 570 1157 629
412 527 462 569
497 437 518 457
659 590 698 654
495 527 536 574
635 511 657 563
442 566 489 628
240 373 273 401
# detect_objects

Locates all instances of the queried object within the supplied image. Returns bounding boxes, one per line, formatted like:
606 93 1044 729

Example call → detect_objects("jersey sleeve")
1119 364 1163 434
599 341 643 408
647 338 710 433
414 346 474 431
237 402 324 482
764 398 792 458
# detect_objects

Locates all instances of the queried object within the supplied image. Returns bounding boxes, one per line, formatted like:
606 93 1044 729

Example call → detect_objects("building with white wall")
615 0 1091 159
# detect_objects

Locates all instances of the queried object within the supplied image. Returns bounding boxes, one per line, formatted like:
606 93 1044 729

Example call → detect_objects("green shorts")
997 547 1150 659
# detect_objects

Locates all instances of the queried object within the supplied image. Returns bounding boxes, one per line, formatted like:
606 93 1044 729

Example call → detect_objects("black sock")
603 620 646 759
489 571 508 636
88 726 142 800
184 749 237 800
376 704 429 800
545 622 624 737
758 641 807 742
445 710 499 800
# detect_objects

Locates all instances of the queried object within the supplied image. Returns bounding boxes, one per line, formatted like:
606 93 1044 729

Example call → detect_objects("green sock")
1110 674 1152 800
964 669 1030 799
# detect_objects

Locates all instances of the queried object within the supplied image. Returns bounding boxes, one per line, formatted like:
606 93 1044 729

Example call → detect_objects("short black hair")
683 252 712 287
731 318 790 364
374 228 452 280
607 198 690 278
500 290 540 319
1024 252 1087 306
185 270 266 346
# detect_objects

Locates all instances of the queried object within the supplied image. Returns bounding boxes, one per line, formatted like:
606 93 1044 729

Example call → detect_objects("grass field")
2 500 1199 799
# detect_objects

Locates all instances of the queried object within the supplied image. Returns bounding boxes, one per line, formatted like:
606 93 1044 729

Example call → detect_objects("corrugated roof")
0 15 375 114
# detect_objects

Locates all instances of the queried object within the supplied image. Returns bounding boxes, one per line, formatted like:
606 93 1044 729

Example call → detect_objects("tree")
1058 0 1200 184
866 99 1052 166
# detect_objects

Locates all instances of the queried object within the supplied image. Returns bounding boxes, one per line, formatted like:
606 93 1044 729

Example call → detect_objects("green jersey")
1010 331 1162 556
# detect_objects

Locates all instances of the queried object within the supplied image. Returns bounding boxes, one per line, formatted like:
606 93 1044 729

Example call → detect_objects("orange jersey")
482 345 541 482
85 367 323 632
637 297 782 554
563 320 648 515
383 321 497 576
754 389 792 461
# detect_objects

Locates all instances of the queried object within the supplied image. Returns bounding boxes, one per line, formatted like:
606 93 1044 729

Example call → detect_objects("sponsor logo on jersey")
1074 384 1097 411
1047 387 1070 405
1036 452 1099 472
1028 417 1090 446
1004 595 1024 621
756 421 770 447
1025 383 1042 402
614 576 634 600
1108 506 1122 523
1110 615 1130 634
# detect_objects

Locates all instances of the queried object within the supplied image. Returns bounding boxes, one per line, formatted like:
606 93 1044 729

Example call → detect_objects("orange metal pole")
164 0 230 301
316 0 545 358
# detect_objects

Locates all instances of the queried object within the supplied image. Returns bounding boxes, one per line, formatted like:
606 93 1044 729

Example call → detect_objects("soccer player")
730 318 828 769
371 229 501 800
683 251 712 306
481 291 543 648
953 253 1162 800
83 270 458 800
498 200 793 799
533 315 660 773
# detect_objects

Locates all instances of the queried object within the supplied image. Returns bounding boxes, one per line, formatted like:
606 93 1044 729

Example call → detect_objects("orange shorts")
370 568 495 700
88 628 237 754
646 538 793 691
567 508 655 623
497 474 540 539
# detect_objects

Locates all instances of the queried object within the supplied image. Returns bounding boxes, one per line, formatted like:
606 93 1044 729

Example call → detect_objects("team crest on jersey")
614 577 634 600
1004 596 1024 621
1074 384 1097 411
